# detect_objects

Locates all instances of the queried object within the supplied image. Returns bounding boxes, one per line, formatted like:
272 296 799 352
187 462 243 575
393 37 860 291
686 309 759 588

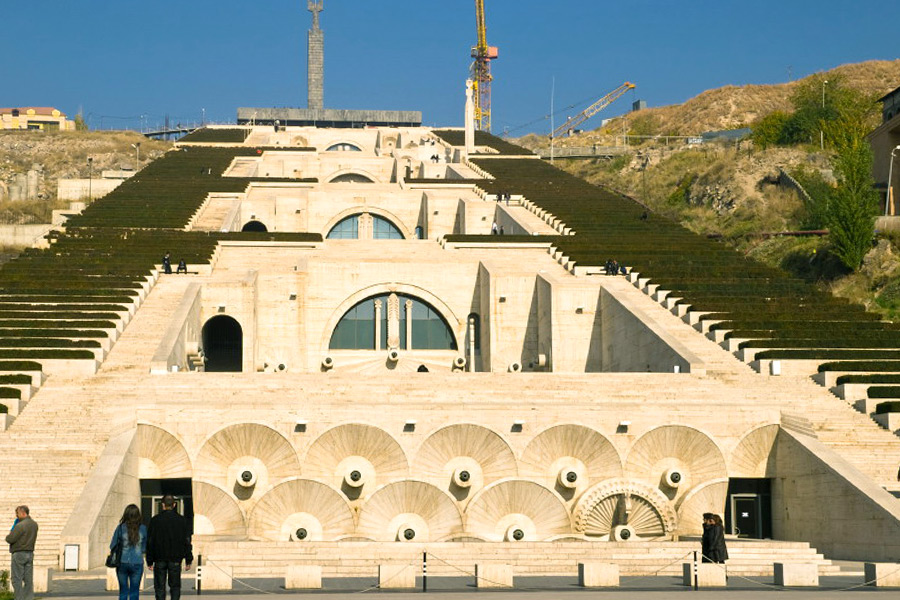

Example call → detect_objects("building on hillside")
0 106 75 131
869 85 900 215
1 123 900 583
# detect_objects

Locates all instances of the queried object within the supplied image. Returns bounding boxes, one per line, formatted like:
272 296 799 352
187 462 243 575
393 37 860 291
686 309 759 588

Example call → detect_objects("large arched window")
326 213 404 240
330 293 457 351
329 173 374 183
326 142 362 152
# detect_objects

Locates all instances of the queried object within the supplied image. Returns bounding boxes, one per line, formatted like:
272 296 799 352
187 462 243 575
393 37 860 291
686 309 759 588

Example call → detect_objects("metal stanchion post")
197 554 202 595
693 550 698 591
422 552 427 592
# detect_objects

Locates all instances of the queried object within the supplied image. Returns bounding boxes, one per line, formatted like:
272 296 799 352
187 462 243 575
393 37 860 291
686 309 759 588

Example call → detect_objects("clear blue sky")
4 0 897 135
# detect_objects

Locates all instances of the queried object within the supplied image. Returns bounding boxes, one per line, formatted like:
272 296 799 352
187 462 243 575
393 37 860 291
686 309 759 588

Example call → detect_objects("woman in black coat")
709 514 729 564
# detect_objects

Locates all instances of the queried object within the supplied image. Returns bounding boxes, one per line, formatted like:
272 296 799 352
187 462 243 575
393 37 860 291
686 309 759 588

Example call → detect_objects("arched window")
330 173 374 183
326 142 362 152
327 215 359 239
373 215 404 239
330 293 456 351
326 213 404 240
202 315 243 372
241 220 268 232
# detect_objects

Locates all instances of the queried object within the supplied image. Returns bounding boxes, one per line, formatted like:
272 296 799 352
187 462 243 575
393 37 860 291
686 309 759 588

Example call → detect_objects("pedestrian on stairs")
6 505 38 600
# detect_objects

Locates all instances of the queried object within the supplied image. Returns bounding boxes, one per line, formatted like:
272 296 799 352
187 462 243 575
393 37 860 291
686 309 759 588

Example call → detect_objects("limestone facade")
2 125 900 578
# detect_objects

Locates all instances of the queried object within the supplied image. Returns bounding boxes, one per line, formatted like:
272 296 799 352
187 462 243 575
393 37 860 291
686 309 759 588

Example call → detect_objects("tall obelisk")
307 1 324 112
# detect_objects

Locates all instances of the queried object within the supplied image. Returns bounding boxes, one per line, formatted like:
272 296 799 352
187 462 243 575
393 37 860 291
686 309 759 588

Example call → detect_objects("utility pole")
87 157 93 202
820 80 828 150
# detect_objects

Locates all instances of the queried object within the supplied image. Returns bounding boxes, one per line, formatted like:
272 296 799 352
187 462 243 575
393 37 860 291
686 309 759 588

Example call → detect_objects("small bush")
0 388 20 399
0 404 7 414
751 111 791 149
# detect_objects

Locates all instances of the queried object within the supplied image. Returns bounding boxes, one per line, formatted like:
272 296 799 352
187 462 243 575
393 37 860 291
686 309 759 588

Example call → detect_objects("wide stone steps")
199 539 838 577
100 276 198 372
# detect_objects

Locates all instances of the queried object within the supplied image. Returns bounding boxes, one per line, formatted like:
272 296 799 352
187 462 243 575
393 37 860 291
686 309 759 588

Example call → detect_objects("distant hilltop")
586 59 900 138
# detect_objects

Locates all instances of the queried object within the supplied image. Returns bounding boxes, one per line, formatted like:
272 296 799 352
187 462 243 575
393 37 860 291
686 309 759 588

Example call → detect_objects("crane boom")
550 82 635 139
470 0 498 132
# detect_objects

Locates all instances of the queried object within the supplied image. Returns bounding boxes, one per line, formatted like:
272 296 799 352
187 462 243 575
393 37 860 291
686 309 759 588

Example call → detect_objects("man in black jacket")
147 496 193 600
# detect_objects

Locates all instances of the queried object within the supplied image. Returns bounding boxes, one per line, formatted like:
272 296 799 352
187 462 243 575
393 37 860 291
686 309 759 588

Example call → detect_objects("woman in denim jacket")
110 504 147 600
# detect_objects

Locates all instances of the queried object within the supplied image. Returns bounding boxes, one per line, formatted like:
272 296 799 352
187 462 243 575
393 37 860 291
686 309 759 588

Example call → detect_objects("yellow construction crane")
471 0 498 132
550 82 636 139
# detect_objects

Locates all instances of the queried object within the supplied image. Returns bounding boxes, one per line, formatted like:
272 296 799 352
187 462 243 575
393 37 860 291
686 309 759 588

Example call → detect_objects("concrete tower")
307 1 324 112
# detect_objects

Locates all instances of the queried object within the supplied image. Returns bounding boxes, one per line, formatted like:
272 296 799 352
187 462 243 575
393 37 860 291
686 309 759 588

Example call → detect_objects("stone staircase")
0 382 115 571
199 538 838 577
192 197 241 232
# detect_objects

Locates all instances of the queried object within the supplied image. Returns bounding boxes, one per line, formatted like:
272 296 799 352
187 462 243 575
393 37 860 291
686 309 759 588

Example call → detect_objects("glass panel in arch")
329 299 376 349
409 298 456 350
373 215 404 239
326 143 362 152
327 215 359 239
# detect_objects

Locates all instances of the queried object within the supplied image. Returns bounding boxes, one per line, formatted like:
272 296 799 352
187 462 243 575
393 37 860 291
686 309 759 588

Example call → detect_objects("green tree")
751 111 791 149
74 113 88 131
826 119 879 270
791 165 833 229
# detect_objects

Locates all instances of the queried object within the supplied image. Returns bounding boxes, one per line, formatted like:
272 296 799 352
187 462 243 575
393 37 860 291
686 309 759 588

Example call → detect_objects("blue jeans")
116 562 143 600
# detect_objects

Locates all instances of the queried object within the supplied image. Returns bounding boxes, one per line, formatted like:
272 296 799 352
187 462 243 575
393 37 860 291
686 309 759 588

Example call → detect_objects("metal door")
731 494 760 538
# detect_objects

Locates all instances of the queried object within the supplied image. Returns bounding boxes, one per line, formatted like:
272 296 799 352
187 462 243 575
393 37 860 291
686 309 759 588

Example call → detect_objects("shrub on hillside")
827 123 879 270
751 111 792 149
790 165 833 229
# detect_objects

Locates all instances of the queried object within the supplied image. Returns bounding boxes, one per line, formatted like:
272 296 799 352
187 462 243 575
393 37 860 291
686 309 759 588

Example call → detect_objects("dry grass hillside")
626 59 900 135
0 130 171 222
515 59 900 146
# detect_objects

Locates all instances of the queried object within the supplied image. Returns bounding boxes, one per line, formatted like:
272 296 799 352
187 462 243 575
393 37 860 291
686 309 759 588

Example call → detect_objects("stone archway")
241 220 268 232
202 315 243 372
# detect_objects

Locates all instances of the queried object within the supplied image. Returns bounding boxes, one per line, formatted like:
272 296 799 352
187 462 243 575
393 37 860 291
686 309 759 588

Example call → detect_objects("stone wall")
772 429 900 561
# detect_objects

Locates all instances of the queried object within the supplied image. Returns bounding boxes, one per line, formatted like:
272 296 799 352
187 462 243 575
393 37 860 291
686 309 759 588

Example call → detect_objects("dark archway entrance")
202 315 243 372
241 220 268 232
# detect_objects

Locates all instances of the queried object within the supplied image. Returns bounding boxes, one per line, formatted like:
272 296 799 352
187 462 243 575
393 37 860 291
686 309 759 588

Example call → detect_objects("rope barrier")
698 551 900 592
425 552 516 589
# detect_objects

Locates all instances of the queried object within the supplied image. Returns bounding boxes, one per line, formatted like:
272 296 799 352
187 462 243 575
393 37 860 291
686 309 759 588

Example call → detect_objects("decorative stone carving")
574 479 677 540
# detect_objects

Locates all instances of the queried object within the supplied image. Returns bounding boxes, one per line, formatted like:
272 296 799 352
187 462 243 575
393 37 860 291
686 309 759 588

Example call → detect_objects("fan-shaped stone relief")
302 423 408 504
519 424 622 504
574 479 677 541
247 478 355 542
357 480 464 542
675 480 729 536
136 424 192 479
191 481 247 537
464 479 571 542
193 423 300 503
412 424 517 505
730 424 779 478
624 425 726 503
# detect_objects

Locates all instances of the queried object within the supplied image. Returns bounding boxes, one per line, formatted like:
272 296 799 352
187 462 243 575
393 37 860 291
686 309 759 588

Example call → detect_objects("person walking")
146 496 193 600
700 512 714 563
111 505 147 600
5 505 38 600
710 514 729 564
